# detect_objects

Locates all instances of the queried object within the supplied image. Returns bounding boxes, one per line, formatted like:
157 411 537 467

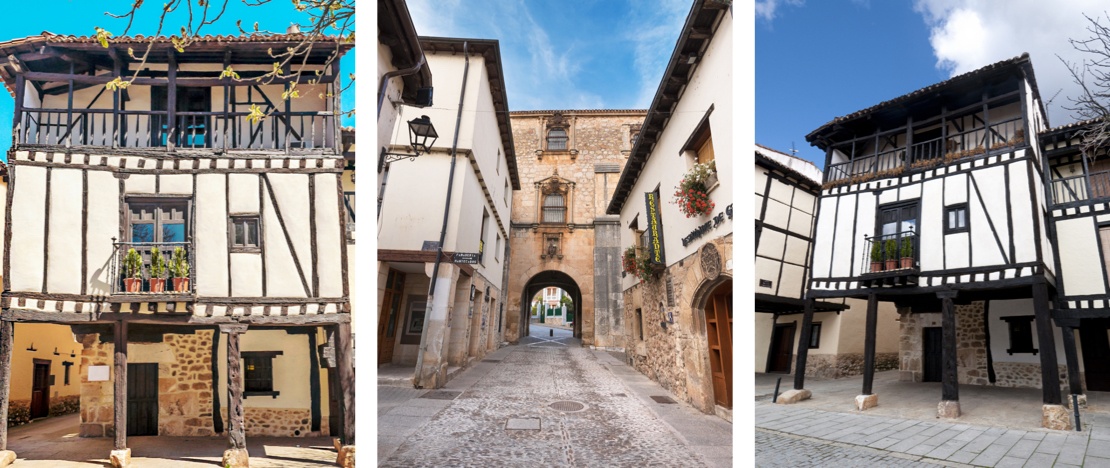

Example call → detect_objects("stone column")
857 293 879 411
110 320 129 468
414 263 460 389
1057 318 1086 410
593 215 622 346
937 291 960 419
335 321 356 468
0 320 16 467
220 324 249 468
1033 282 1069 430
778 299 813 404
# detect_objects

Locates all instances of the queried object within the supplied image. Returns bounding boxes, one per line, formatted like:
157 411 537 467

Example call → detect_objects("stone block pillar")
0 320 16 467
415 263 460 389
938 291 960 418
593 215 623 346
220 324 249 468
110 320 129 468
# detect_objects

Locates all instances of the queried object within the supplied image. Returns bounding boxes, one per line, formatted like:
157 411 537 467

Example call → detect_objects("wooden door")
30 360 50 419
768 324 795 373
923 327 943 382
328 370 340 436
1081 319 1110 391
378 269 406 365
127 363 159 436
705 281 733 408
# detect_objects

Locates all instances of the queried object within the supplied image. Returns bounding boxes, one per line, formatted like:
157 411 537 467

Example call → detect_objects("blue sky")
406 0 690 111
0 1 355 160
757 0 1109 168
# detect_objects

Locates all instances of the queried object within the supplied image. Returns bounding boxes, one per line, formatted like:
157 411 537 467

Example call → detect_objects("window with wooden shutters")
543 194 566 223
229 216 261 253
243 351 282 397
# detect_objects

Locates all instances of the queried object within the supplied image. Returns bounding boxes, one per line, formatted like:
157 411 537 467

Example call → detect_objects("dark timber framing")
939 290 959 403
792 299 815 391
862 293 878 395
113 320 128 450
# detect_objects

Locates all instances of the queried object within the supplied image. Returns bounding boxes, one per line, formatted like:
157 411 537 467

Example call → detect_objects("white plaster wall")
968 168 1007 266
851 191 876 277
830 194 856 278
267 174 313 297
920 179 944 271
988 298 1068 366
1056 217 1105 295
754 313 775 373
196 174 229 296
9 165 47 292
125 174 156 194
377 153 452 250
46 168 83 294
230 253 263 297
810 196 837 279
160 174 192 195
315 173 344 298
87 171 119 294
1009 161 1036 265
229 174 260 213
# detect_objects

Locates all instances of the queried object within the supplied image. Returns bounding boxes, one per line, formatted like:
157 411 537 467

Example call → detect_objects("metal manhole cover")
483 359 502 362
612 393 627 397
549 400 587 412
650 396 677 404
419 390 461 400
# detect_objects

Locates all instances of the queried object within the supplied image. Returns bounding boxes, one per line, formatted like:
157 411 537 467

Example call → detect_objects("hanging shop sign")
645 191 666 265
681 204 733 247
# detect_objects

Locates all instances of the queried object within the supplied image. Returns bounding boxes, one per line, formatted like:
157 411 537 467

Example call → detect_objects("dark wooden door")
127 363 159 436
768 323 795 373
1081 319 1110 391
705 281 733 408
379 269 406 365
328 370 340 436
30 361 50 419
923 327 943 382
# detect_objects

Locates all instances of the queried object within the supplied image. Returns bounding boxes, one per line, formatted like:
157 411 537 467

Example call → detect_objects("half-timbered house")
0 33 355 467
608 0 733 420
788 53 1078 429
755 145 901 379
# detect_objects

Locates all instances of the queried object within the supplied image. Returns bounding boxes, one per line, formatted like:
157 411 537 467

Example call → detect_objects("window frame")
809 322 822 349
546 127 568 151
228 214 262 253
944 203 969 234
400 297 427 345
1002 315 1038 355
242 350 283 398
542 193 567 224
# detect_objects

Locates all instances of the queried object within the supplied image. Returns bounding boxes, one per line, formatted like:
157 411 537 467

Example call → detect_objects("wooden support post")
1058 319 1083 396
793 299 814 391
12 74 24 145
862 293 879 395
66 62 74 148
113 320 127 450
0 321 13 451
335 322 355 445
167 50 177 152
939 291 958 402
110 47 121 148
1033 282 1063 405
223 324 247 449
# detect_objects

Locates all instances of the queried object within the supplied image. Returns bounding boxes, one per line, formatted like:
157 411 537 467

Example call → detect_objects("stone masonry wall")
804 353 899 379
244 407 316 437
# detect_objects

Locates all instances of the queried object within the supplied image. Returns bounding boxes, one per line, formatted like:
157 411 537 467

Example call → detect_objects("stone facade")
622 235 732 414
244 407 316 437
506 110 646 346
803 353 899 379
898 302 1072 393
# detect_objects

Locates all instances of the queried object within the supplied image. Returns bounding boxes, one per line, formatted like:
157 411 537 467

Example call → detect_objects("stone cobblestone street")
378 325 732 467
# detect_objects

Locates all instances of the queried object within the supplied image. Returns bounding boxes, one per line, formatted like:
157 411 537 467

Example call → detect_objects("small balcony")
859 231 920 287
1050 169 1110 206
109 241 194 298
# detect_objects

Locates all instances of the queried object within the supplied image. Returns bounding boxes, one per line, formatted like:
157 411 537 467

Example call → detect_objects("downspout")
376 54 426 118
428 42 469 297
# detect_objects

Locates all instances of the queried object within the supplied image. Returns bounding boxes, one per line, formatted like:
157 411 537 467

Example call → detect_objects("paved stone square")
378 324 732 467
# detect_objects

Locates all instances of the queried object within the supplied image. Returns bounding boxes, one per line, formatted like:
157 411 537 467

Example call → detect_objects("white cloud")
913 0 1109 127
756 0 804 22
625 0 691 108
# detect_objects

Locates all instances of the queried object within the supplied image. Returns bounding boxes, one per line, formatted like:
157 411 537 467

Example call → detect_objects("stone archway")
520 271 583 340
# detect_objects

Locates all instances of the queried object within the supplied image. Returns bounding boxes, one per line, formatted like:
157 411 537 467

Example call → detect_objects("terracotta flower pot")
173 277 190 292
900 257 913 269
870 261 883 273
149 278 166 293
123 278 142 293
885 259 897 271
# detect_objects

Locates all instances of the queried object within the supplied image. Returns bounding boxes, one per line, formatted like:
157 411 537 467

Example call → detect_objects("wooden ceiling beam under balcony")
21 70 337 87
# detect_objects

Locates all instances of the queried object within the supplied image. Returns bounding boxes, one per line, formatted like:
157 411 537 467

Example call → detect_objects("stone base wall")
804 353 899 379
245 408 321 437
50 394 81 417
6 400 30 427
79 333 115 438
898 302 1073 393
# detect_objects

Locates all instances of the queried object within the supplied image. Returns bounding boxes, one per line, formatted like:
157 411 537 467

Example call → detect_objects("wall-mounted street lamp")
378 115 439 173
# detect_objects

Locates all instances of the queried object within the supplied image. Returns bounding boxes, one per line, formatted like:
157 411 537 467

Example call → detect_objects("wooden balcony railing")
1051 170 1110 206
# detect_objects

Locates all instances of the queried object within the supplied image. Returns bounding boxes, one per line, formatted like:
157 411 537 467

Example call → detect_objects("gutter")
429 41 469 296
376 54 426 119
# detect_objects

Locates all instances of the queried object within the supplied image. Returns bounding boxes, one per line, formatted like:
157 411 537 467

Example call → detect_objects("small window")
636 308 644 341
681 106 715 165
504 180 511 206
809 323 822 348
543 194 566 223
63 361 74 386
1003 316 1037 355
230 216 261 252
547 128 568 151
945 204 968 234
242 351 282 397
479 209 490 264
495 234 502 262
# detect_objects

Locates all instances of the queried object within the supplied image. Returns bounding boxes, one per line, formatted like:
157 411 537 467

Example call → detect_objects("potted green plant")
123 248 143 293
149 247 167 293
884 239 898 271
870 241 883 273
170 247 190 292
900 236 914 269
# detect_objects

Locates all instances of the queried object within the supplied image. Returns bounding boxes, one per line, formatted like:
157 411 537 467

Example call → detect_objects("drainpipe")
377 55 426 119
428 41 469 297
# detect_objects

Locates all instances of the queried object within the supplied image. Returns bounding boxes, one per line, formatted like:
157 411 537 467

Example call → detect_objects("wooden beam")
167 50 177 152
0 321 13 451
792 299 814 390
113 320 127 450
1059 324 1083 396
22 71 335 86
1033 282 1063 405
223 324 247 450
334 322 355 445
939 291 959 402
862 293 878 395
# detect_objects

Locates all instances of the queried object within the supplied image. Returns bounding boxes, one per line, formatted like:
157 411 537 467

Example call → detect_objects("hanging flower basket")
673 161 717 218
622 246 653 283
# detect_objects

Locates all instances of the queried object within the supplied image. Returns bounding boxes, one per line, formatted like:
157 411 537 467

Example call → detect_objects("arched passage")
520 270 583 339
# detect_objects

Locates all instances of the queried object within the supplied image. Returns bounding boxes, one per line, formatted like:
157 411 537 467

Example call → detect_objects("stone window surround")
535 173 576 227
536 112 579 159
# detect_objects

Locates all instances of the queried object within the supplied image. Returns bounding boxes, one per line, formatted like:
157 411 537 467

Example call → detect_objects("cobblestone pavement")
378 326 731 467
756 402 1110 467
5 414 339 467
756 428 954 467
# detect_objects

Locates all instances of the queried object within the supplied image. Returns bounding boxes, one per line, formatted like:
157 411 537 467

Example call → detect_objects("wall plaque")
701 243 721 280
